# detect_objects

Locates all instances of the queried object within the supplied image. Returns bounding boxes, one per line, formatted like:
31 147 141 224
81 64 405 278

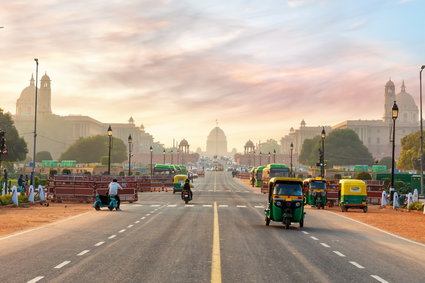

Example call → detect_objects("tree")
299 129 374 166
378 156 392 169
60 135 127 163
354 171 372 180
0 108 28 161
259 139 281 155
35 151 53 162
398 130 421 170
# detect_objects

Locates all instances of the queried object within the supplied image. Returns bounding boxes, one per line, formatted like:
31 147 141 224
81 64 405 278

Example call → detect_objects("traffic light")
0 131 6 155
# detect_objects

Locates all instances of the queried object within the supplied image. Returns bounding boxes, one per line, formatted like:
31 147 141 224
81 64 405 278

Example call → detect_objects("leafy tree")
378 156 392 169
299 129 374 166
354 171 372 180
35 151 53 162
60 135 127 163
0 108 28 161
398 130 422 170
259 139 280 155
62 168 71 175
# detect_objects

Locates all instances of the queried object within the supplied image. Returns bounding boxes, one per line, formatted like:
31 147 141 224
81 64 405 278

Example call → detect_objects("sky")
1 0 424 152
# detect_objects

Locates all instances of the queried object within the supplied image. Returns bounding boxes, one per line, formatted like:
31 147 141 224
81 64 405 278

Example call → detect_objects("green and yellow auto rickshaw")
339 179 368 213
173 174 188 194
254 166 265 187
265 177 305 229
303 177 327 209
250 167 257 187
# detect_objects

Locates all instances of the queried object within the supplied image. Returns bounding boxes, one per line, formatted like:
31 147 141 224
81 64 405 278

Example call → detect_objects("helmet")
185 179 190 183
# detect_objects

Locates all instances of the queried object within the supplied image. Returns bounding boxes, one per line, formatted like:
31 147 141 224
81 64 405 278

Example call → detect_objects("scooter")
94 194 118 211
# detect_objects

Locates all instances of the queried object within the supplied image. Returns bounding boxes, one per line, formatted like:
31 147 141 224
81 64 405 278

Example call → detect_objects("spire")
401 80 406 92
30 74 34 86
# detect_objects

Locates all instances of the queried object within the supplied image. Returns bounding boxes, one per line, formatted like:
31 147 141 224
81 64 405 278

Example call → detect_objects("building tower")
38 72 52 114
383 79 396 123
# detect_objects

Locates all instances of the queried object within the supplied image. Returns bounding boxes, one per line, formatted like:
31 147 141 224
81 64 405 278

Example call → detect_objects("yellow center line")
211 201 222 283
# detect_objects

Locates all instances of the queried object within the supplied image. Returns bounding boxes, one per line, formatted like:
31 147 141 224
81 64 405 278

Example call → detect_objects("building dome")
179 139 189 147
41 73 50 81
396 81 418 123
385 79 395 87
245 140 254 148
206 126 228 157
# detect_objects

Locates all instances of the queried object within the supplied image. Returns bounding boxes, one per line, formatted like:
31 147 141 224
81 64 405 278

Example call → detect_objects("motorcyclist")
108 178 123 210
182 179 193 200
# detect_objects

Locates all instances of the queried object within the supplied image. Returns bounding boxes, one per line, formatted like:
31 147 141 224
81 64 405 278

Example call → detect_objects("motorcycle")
181 190 192 204
94 193 119 211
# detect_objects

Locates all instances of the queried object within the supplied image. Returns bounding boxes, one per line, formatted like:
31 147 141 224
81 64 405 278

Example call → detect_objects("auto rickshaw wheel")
108 206 113 211
265 216 270 226
284 218 291 229
341 206 347 212
299 219 304 228
94 204 100 211
173 190 175 194
363 207 368 213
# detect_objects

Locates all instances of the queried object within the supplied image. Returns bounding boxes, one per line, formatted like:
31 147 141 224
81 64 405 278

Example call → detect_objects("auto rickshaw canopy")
339 179 367 196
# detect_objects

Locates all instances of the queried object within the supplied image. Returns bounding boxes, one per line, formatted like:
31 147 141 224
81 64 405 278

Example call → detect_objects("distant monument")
206 126 228 157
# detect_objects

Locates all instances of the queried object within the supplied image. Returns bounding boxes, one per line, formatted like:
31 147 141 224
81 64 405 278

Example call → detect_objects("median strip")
211 201 222 283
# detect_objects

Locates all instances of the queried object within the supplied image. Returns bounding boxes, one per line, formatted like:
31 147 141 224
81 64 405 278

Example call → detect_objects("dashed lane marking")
146 214 151 216
54 261 71 269
236 205 247 208
167 205 177 207
254 205 264 208
371 275 389 283
108 235 117 239
150 210 155 213
310 236 319 240
320 243 330 248
349 261 365 269
185 204 194 207
218 205 228 208
94 241 104 247
151 205 160 207
141 217 146 220
128 224 134 228
77 250 90 256
203 205 213 207
133 204 142 206
135 221 140 223
27 276 44 283
119 229 126 233
302 231 309 234
333 251 346 257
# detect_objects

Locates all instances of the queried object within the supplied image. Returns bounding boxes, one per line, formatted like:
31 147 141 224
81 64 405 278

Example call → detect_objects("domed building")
396 81 418 124
16 73 52 117
244 140 255 154
206 126 228 157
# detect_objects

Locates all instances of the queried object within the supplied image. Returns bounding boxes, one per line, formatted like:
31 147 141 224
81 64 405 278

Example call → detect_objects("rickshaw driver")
108 179 123 211
182 179 193 200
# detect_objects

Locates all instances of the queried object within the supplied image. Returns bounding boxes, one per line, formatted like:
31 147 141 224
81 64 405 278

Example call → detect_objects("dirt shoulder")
325 205 425 244
0 202 92 237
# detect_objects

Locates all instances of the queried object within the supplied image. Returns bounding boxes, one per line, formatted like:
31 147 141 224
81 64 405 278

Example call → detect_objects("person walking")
18 174 25 195
108 178 123 211
3 169 7 192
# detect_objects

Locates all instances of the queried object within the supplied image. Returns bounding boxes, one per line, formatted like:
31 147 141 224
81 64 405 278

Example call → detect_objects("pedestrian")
108 178 123 211
18 174 25 194
3 169 7 190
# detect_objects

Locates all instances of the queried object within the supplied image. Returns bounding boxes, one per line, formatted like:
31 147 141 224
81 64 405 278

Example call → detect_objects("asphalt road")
1 172 425 283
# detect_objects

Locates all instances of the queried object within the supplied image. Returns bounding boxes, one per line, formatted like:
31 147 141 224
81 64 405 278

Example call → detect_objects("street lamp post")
259 152 262 166
420 65 425 195
107 125 112 175
128 134 132 176
268 152 271 164
171 150 173 164
253 150 256 167
177 150 180 165
163 149 166 164
290 142 294 177
273 149 276 163
390 101 399 201
31 58 39 186
150 146 153 178
320 127 326 178
248 151 251 167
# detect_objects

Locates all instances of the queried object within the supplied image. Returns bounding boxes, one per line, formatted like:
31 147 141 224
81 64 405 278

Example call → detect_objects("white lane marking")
302 231 309 234
133 204 142 206
150 210 155 213
349 261 365 269
54 260 71 269
135 221 140 223
108 235 117 239
236 205 247 208
219 205 228 208
333 251 346 257
371 275 389 283
167 205 176 207
27 276 44 283
203 204 213 207
310 236 319 240
254 205 264 208
127 224 134 228
94 241 104 247
141 217 146 220
185 204 194 207
325 210 425 248
320 243 330 248
77 250 90 256
146 214 151 216
119 229 126 233
151 205 160 207
209 190 213 192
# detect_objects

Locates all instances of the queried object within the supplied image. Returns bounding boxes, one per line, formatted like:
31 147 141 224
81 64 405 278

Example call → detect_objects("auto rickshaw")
303 177 327 209
249 167 257 187
265 177 305 229
173 174 188 194
254 166 265 187
339 179 368 213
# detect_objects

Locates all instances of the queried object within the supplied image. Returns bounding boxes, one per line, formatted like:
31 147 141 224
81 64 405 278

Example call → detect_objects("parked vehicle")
265 177 305 229
339 179 368 213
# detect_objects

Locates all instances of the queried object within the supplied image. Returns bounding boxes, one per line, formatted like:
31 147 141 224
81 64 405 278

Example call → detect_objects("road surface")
0 172 424 282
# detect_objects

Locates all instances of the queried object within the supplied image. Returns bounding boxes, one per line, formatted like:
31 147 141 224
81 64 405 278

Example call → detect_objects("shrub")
0 194 12 205
297 174 304 179
62 169 71 175
49 169 58 176
407 201 424 211
334 173 342 179
119 171 125 176
84 171 91 175
18 194 28 203
354 171 372 180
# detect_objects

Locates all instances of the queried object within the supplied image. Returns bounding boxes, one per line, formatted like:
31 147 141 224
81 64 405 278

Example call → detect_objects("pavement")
0 172 424 282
